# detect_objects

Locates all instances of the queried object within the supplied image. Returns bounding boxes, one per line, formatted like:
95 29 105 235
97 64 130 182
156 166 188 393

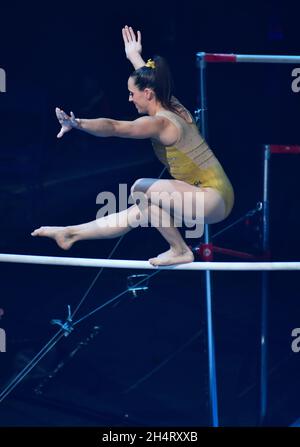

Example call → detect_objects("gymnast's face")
128 77 150 114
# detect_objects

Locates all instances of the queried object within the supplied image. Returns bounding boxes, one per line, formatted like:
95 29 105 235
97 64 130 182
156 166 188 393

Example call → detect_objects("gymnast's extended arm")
55 107 167 140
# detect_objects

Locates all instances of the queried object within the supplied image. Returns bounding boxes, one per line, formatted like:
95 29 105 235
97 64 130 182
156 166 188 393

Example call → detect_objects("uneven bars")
0 254 299 271
196 53 300 64
195 48 300 426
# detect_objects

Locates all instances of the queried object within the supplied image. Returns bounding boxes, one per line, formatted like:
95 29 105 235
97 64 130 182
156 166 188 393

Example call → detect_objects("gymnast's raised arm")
122 25 145 70
121 25 186 115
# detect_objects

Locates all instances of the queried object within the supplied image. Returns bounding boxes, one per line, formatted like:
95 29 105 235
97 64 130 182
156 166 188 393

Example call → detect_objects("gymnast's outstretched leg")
31 178 226 265
31 206 137 250
31 201 194 265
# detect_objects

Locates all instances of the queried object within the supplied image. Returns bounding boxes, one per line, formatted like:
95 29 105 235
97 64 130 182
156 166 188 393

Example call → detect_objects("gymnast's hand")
56 107 79 138
122 25 142 61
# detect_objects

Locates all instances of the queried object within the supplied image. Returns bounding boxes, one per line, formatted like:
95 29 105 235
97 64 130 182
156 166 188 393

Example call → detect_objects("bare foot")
31 226 75 250
149 247 194 266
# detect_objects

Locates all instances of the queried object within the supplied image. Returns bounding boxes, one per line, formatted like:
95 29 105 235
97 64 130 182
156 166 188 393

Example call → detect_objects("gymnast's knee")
130 179 151 210
130 178 153 196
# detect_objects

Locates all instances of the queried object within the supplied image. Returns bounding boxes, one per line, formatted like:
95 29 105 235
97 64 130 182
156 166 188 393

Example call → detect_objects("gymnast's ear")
144 87 155 100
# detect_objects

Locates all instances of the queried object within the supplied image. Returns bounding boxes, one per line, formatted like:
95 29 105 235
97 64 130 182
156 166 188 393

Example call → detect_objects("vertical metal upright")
260 144 271 424
196 53 219 427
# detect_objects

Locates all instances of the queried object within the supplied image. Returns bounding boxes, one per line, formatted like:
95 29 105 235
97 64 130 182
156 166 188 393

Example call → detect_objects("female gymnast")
32 26 234 266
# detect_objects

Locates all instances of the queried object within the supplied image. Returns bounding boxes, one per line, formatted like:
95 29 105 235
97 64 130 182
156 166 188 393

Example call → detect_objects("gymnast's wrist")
129 54 145 69
74 118 82 129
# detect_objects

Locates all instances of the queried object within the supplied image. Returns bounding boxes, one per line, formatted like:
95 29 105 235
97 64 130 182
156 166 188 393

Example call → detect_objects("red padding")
213 246 257 260
204 54 237 63
269 145 300 154
199 243 214 262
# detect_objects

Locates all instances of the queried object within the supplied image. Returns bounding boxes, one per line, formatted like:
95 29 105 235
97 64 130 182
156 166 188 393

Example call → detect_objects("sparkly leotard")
151 110 234 217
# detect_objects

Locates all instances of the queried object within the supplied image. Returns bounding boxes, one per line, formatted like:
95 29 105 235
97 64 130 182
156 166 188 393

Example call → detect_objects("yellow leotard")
151 110 234 217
